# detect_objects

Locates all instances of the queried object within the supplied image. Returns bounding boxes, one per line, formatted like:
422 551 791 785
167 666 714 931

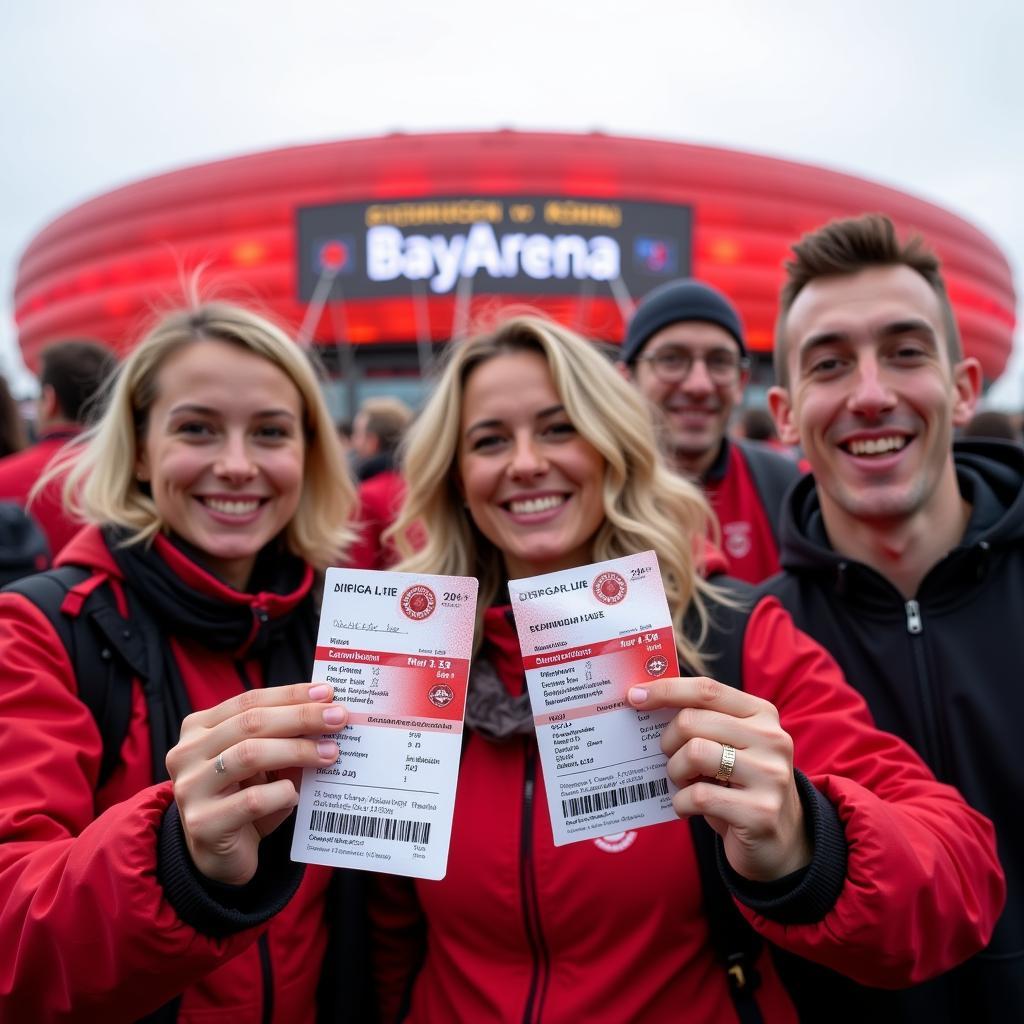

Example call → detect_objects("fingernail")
309 684 331 700
317 740 339 758
628 686 648 705
323 706 347 725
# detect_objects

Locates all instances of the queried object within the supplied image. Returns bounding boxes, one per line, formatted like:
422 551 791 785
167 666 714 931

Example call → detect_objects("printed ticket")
508 551 680 846
291 567 478 879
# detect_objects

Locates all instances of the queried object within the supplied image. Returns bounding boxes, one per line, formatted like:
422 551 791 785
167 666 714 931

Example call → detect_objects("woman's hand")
165 683 346 886
628 676 810 882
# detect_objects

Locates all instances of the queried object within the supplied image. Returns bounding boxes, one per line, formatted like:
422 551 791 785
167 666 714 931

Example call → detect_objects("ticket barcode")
309 808 432 844
561 777 670 819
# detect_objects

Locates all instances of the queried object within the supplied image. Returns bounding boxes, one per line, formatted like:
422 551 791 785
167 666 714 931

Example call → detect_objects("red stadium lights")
231 241 268 268
12 131 1016 381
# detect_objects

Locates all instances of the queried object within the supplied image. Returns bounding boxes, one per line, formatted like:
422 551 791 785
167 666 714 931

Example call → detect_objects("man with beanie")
620 278 801 583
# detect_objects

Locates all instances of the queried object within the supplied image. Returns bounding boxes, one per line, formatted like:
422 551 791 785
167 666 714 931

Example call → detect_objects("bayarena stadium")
13 130 1018 417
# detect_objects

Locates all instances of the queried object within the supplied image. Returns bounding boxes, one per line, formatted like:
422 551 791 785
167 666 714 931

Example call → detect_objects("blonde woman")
0 303 358 1021
373 315 1003 1023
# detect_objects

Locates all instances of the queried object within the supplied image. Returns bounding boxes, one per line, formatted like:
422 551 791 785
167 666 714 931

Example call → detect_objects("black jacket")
760 439 1024 1022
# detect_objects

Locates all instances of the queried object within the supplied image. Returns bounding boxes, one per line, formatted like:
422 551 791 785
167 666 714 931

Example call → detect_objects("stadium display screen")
297 197 692 301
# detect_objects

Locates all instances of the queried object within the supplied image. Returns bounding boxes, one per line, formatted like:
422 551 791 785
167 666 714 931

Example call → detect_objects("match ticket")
508 551 680 846
291 567 478 879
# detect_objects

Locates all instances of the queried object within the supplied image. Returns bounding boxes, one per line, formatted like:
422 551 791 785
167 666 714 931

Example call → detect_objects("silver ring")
214 752 227 775
715 743 736 785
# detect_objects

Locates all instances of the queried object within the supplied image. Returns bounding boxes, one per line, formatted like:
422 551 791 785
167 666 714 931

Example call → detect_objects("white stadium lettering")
365 222 621 294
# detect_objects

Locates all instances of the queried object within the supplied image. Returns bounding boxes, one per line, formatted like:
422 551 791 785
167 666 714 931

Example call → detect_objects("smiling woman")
134 338 307 590
0 303 362 1021
371 314 1006 1023
66 304 352 573
458 349 608 580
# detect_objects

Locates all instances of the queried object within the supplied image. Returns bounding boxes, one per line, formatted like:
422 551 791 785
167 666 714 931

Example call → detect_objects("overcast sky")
2 0 1022 402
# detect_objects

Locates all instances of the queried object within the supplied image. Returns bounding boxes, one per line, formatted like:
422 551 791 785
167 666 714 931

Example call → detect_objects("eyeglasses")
635 347 748 384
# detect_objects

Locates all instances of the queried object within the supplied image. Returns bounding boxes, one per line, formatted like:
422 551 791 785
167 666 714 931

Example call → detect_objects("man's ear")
951 357 983 429
767 386 801 446
615 361 633 384
38 384 60 424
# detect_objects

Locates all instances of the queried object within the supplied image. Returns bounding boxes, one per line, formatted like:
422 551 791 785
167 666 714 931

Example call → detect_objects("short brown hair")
0 376 26 456
357 396 413 455
39 339 117 424
774 213 961 387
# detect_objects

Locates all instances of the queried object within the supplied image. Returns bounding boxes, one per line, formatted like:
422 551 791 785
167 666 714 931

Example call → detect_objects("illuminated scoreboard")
297 198 691 300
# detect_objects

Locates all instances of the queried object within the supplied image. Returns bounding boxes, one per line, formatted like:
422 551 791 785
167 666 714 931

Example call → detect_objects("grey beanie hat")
621 279 747 365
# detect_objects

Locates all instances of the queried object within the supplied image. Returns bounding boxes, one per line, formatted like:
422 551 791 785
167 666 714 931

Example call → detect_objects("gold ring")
715 743 736 785
214 752 227 775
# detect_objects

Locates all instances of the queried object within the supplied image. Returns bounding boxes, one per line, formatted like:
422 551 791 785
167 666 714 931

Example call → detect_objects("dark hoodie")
761 439 1024 1021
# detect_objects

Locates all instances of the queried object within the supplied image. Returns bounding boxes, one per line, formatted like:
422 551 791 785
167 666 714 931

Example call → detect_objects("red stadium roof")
13 130 1017 379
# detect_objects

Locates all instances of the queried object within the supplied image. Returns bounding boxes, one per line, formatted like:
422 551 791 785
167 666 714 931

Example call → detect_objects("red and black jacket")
0 526 335 1023
370 580 1004 1023
762 439 1024 1020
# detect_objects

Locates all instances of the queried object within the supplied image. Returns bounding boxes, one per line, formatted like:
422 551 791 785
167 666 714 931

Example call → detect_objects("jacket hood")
777 438 1024 576
56 523 121 574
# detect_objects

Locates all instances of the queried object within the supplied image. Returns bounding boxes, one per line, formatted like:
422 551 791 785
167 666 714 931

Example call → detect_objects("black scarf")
105 528 317 781
466 657 534 740
465 603 535 741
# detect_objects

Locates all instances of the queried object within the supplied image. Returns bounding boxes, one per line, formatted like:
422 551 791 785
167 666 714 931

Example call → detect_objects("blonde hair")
52 302 355 570
390 315 719 672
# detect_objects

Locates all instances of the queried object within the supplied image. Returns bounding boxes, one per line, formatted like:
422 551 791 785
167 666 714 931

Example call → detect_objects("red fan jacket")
0 527 334 1023
371 569 1004 1023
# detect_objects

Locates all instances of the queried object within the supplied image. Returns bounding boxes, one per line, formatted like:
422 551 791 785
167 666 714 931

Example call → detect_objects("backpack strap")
688 576 765 1023
4 566 138 789
5 568 184 1023
733 440 802 547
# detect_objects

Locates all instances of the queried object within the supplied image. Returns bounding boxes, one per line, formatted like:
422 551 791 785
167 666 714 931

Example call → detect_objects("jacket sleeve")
0 593 273 1021
733 596 1005 987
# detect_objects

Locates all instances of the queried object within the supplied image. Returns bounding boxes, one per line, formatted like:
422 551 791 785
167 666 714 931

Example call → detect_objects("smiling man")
763 213 1023 1021
620 279 801 582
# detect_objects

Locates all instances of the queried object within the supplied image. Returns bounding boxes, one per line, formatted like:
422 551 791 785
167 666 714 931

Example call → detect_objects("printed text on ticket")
291 568 478 879
509 551 680 846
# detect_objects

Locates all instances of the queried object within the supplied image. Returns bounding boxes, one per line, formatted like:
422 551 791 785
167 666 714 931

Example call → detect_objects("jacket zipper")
904 599 922 634
258 933 274 1024
904 599 949 779
519 743 550 1024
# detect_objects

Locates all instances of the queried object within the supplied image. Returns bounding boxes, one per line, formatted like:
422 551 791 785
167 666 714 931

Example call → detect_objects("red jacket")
347 469 406 570
0 527 333 1023
372 593 1004 1023
703 439 802 584
0 428 83 558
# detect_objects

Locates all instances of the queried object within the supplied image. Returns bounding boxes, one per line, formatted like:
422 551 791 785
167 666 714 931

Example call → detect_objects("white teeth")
848 436 908 456
509 495 566 515
203 498 261 515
